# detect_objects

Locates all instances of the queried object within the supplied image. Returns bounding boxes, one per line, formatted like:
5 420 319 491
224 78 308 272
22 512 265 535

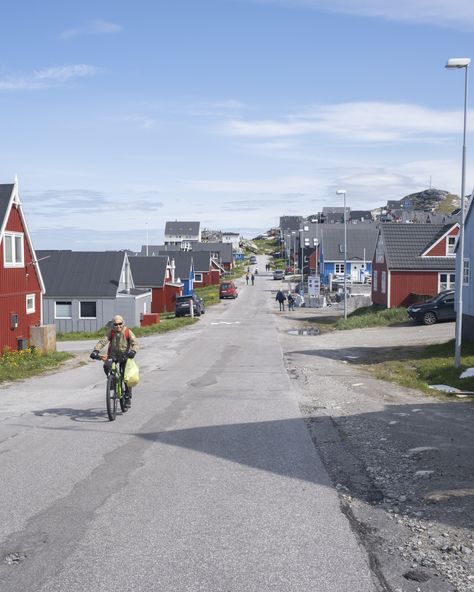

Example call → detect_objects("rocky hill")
401 189 459 213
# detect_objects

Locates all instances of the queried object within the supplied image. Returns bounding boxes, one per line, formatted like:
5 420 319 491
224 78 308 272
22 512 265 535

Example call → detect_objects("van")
249 256 257 264
219 281 238 299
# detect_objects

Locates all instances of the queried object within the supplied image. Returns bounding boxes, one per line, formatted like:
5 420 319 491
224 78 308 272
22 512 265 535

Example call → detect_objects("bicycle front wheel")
106 374 117 421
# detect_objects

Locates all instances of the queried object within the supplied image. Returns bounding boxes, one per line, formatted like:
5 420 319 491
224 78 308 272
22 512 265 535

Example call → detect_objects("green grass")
0 348 72 383
195 284 220 306
366 340 474 396
335 305 408 330
57 315 198 341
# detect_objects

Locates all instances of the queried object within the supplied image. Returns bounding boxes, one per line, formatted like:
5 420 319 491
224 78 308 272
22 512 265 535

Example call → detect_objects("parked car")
273 269 285 280
249 255 257 264
175 294 205 317
407 290 455 325
219 281 238 299
285 266 294 274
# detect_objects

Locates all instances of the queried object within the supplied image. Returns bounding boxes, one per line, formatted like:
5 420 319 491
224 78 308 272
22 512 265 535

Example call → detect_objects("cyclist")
90 315 139 408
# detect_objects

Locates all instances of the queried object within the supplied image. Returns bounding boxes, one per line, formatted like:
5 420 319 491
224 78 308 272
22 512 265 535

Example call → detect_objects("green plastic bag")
124 358 140 387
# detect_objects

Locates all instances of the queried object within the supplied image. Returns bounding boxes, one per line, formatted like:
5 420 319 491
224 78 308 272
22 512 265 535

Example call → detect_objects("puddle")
287 327 320 336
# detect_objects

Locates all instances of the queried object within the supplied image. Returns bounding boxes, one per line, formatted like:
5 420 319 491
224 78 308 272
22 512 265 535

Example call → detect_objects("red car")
219 281 238 299
285 266 294 274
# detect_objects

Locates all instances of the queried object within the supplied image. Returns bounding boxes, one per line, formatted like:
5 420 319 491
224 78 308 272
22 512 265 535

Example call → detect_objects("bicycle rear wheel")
106 374 117 421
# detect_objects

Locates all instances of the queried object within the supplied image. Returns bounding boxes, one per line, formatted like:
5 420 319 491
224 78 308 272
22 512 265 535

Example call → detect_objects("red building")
0 181 44 350
372 223 459 308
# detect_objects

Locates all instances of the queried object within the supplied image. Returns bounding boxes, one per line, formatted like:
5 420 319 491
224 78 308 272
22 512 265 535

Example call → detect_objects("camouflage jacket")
93 326 139 357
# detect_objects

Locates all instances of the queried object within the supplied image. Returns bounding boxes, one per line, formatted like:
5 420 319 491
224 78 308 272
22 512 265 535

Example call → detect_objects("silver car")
273 269 285 280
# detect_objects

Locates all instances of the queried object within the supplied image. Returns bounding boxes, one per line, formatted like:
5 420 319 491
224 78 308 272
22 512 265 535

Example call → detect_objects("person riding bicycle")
90 315 139 408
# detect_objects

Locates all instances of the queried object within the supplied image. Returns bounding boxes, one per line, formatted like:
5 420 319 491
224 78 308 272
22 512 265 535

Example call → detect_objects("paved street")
0 266 377 591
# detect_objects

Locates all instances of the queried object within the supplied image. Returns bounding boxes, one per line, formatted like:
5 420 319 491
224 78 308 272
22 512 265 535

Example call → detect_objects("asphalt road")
0 263 378 591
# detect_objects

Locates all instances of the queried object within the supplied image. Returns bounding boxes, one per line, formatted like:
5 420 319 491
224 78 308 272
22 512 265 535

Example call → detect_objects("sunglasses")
113 322 123 326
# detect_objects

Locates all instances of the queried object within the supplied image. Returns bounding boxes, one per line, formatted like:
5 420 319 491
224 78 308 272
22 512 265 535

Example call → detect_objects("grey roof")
158 251 194 281
380 223 457 270
165 221 200 236
191 241 233 263
129 256 168 288
0 184 14 228
36 250 127 298
320 225 379 262
139 244 167 256
350 210 373 222
279 216 303 233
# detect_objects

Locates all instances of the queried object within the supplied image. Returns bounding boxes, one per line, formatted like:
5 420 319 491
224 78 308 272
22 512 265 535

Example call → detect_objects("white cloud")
60 20 122 40
0 64 99 91
220 102 465 143
253 0 474 30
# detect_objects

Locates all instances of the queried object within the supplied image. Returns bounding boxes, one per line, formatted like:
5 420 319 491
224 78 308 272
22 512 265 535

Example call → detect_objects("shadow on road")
134 400 474 532
33 407 110 422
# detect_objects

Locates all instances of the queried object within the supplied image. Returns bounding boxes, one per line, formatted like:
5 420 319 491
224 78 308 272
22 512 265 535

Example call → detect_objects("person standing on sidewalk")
251 273 255 286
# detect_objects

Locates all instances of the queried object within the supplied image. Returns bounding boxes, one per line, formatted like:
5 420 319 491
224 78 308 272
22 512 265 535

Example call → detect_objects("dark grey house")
37 250 151 332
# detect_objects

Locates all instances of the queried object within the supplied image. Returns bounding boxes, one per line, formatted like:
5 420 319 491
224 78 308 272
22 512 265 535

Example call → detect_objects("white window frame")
26 293 35 314
55 301 73 319
446 236 456 256
463 258 470 286
79 301 97 319
373 270 378 291
334 263 344 274
439 272 456 291
194 273 203 282
3 232 24 267
381 271 386 294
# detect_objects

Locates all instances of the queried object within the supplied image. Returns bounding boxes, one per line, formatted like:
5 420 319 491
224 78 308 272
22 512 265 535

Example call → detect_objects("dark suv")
407 290 455 325
175 294 205 317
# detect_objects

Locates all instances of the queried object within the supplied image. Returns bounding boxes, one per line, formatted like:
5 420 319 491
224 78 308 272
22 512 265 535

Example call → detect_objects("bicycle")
100 355 128 421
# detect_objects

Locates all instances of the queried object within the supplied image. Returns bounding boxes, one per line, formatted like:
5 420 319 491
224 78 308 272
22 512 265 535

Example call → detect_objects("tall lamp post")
336 189 347 319
299 228 304 296
446 57 470 368
291 231 296 270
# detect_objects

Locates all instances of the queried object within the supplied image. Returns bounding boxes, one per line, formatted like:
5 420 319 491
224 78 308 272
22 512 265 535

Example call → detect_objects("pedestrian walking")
251 273 255 285
287 293 295 311
246 273 249 285
275 289 286 311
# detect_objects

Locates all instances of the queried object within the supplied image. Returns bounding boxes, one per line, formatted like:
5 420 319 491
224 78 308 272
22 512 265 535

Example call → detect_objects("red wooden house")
0 181 44 350
129 255 183 314
372 223 459 308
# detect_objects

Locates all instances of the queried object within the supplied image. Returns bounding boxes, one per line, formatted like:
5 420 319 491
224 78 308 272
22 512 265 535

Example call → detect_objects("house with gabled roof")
164 221 201 249
0 180 44 350
156 251 195 295
372 223 459 308
37 250 151 332
319 225 378 285
129 255 183 313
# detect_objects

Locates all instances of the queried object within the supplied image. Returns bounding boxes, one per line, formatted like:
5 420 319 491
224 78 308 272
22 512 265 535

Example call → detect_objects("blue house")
319 225 379 285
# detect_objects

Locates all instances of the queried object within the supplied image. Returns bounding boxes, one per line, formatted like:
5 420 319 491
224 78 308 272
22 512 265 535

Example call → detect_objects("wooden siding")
425 226 458 256
390 271 439 307
0 205 42 350
371 259 388 306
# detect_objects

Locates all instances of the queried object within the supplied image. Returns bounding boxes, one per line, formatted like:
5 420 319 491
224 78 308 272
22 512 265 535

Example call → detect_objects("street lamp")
446 57 470 368
291 231 296 270
336 189 347 320
299 228 304 296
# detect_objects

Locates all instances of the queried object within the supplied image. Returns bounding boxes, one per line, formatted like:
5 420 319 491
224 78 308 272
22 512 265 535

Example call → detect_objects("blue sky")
1 0 473 250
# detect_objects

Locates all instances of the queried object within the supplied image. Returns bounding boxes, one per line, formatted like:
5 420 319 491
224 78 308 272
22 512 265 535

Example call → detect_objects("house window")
447 236 456 255
439 273 456 291
381 271 386 294
56 301 72 318
373 270 378 291
26 293 35 314
80 301 97 318
334 263 344 274
194 273 203 282
463 259 470 286
3 232 24 267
